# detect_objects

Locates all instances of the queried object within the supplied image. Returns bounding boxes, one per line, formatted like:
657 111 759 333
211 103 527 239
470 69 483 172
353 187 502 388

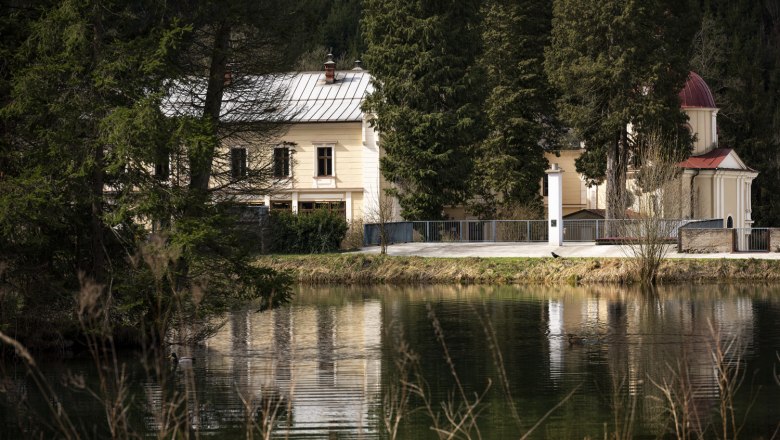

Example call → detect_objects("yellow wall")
351 191 364 221
278 122 365 189
723 175 738 223
544 150 587 215
685 108 716 155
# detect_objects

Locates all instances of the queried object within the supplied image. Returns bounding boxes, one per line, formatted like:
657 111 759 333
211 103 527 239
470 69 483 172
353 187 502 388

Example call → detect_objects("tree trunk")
89 6 105 282
605 127 629 236
188 22 231 194
90 143 105 282
177 23 231 292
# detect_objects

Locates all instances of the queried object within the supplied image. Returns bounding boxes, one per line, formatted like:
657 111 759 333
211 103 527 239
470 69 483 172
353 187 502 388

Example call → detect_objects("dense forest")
362 0 779 223
0 0 778 349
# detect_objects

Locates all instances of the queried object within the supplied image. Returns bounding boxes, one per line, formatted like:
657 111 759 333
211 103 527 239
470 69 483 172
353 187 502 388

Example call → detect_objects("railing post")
492 220 497 242
596 220 600 241
526 221 531 242
426 221 430 242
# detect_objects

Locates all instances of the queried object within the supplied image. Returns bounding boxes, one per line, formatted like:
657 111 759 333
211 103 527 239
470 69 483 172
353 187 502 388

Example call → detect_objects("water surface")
3 284 779 439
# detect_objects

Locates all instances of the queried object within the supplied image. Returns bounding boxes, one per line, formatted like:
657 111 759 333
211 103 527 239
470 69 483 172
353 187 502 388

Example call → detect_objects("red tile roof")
678 148 731 169
679 72 717 109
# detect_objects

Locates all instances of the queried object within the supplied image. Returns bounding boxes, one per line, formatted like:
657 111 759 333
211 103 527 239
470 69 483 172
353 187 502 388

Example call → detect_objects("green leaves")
546 0 695 217
363 0 485 220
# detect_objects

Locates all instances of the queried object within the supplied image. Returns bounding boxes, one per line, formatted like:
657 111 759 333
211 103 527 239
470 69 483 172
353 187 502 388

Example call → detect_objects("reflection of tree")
274 308 292 381
317 307 335 386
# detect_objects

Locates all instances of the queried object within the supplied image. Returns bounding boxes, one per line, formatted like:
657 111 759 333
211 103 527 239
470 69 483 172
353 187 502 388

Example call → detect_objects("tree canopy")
470 0 561 219
362 0 486 220
546 0 696 220
691 1 780 226
0 0 303 347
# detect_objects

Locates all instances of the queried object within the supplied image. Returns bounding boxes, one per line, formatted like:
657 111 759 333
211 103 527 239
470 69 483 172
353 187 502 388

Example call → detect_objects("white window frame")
313 142 336 178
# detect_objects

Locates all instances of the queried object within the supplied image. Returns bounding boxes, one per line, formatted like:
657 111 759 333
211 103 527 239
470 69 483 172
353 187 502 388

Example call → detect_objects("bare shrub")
621 131 688 285
340 218 365 251
365 190 397 254
649 320 753 440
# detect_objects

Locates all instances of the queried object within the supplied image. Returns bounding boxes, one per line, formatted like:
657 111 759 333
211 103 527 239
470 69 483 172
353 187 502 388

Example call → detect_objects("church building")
545 72 758 229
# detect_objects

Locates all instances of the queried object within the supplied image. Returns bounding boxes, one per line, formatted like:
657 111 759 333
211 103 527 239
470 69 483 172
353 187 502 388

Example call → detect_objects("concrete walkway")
357 242 780 259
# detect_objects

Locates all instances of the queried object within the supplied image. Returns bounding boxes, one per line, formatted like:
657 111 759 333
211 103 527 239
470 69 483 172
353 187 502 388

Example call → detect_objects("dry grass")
255 254 780 285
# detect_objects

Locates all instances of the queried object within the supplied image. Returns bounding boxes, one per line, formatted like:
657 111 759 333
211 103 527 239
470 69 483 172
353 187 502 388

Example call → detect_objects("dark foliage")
268 210 348 254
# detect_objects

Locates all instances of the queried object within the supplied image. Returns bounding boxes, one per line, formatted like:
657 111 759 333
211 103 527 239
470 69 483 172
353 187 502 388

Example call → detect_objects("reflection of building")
203 300 383 437
545 294 755 435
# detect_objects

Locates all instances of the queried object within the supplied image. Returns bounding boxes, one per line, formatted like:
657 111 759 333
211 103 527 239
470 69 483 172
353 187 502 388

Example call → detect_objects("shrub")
341 219 365 251
269 209 348 253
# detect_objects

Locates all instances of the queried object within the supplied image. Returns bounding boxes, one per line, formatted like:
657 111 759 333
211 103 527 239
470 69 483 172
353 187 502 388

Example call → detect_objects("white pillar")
547 163 564 246
345 191 353 222
711 109 719 146
291 192 299 214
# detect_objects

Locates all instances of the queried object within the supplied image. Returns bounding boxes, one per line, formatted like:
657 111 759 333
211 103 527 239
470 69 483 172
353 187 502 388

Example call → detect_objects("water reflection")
185 285 777 439
202 296 383 438
3 285 778 438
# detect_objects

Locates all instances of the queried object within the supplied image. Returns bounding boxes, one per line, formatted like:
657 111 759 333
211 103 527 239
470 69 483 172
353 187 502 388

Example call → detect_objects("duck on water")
170 352 195 366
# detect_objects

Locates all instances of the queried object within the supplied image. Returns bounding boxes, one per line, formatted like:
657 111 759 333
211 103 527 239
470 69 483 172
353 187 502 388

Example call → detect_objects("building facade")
543 72 757 228
226 58 397 223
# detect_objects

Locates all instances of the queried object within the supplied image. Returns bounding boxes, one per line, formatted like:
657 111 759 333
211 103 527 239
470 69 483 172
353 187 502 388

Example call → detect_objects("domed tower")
679 72 719 155
676 72 758 231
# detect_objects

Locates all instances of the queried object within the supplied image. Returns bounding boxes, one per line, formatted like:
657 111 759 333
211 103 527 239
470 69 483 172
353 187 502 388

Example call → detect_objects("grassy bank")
256 254 780 285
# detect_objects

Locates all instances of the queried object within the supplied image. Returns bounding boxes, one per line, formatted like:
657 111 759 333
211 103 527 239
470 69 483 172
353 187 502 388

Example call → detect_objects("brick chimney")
324 53 336 84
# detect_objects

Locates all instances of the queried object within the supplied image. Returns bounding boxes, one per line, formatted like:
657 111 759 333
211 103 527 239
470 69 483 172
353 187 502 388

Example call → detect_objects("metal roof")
163 70 373 123
678 148 755 171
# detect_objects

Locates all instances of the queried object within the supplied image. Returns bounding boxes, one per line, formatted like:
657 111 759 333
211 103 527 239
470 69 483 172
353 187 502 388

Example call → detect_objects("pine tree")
363 0 486 220
692 1 780 226
546 0 696 221
0 0 296 344
470 0 561 219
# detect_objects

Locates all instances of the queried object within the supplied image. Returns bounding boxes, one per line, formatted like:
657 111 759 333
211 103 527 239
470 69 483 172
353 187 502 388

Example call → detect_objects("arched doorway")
727 216 733 228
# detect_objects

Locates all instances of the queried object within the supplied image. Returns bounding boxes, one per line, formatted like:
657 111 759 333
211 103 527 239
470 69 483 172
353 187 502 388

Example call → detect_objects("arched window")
726 216 733 228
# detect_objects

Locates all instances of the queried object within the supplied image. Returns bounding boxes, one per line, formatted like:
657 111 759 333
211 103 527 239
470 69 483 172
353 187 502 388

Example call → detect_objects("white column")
362 117 381 218
291 192 299 214
547 163 564 246
264 195 271 208
711 110 719 146
345 191 353 223
736 176 743 228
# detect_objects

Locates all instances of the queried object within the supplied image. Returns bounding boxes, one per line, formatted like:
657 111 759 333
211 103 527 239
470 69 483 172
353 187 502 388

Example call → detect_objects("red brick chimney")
324 53 336 84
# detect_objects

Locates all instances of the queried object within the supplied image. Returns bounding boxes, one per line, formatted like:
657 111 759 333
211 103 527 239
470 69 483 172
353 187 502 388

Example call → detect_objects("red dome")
679 72 716 108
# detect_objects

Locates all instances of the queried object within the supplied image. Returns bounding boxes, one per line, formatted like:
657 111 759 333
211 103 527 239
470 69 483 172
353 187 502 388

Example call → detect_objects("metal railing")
734 228 770 252
410 220 548 242
363 218 721 246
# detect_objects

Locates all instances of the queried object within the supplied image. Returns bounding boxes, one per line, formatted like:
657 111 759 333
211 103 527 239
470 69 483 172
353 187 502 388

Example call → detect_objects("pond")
2 284 780 439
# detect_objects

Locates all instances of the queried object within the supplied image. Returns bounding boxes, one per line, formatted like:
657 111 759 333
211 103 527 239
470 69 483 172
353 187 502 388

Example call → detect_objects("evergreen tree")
546 0 696 221
692 1 780 226
470 0 561 219
292 0 364 69
0 0 296 346
363 0 486 220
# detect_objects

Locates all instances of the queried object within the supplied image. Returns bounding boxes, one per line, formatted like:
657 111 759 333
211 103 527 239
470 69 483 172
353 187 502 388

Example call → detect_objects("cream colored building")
543 72 757 228
226 65 754 226
233 59 394 223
